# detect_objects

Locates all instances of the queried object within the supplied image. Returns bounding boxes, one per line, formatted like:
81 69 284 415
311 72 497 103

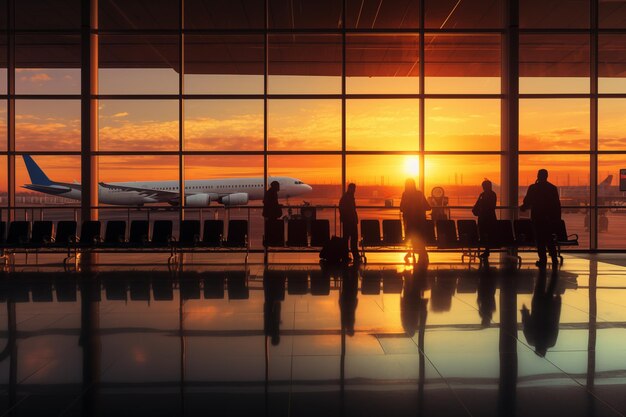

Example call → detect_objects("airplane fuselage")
26 176 312 206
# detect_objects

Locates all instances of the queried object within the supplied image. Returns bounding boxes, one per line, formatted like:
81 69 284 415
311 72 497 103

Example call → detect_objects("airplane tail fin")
22 155 53 186
599 175 613 187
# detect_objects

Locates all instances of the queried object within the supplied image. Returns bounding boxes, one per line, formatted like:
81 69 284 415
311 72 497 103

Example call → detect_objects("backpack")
319 236 349 264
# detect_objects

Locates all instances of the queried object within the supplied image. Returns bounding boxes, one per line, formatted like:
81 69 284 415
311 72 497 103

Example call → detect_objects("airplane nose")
305 184 312 192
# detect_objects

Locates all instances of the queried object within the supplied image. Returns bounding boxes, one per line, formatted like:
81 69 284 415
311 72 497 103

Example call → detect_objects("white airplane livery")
21 155 312 206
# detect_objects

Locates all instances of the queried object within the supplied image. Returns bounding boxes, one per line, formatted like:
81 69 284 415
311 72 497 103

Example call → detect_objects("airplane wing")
99 182 179 202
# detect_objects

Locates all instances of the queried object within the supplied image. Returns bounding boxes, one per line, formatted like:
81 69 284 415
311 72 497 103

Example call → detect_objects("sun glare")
404 156 420 177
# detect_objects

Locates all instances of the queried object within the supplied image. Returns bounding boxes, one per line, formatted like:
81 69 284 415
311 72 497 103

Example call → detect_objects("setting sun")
404 156 420 177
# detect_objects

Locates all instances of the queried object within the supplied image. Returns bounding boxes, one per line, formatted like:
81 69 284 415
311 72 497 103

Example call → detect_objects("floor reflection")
1 255 625 416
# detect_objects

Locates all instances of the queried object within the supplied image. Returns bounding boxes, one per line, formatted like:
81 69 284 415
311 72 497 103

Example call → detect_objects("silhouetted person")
472 180 498 261
400 178 431 264
521 269 561 357
339 265 359 336
339 183 360 262
401 257 429 337
520 169 561 268
263 181 282 221
477 269 496 328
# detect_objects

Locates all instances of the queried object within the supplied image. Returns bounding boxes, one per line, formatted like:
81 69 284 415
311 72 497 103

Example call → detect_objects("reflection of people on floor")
263 270 285 346
340 265 359 336
472 179 498 261
430 272 456 313
477 269 497 328
520 169 561 268
400 178 431 264
521 269 562 357
401 257 429 337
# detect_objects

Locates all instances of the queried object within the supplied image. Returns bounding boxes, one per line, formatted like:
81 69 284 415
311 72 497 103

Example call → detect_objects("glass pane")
597 154 626 249
185 35 264 95
424 155 500 207
99 35 179 95
346 34 419 94
425 34 500 94
15 0 81 30
425 0 502 28
16 155 81 206
347 99 419 151
16 35 81 95
100 0 180 30
99 100 179 151
599 34 626 94
185 100 263 151
599 99 626 151
0 35 6 94
520 0 590 28
425 99 500 151
519 99 590 151
268 100 341 151
600 0 626 28
16 100 81 151
346 0 419 29
347 155 420 206
269 155 341 205
0 156 6 206
269 0 342 28
0 101 5 151
99 155 179 191
520 34 589 94
269 34 341 94
519 154 590 205
185 0 264 29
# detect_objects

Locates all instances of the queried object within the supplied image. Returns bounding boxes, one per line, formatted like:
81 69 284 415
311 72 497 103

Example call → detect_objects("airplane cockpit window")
294 181 304 185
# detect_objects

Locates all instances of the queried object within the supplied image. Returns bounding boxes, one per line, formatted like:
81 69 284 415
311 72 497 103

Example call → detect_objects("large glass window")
346 34 419 94
185 0 265 29
599 34 626 94
269 0 342 29
346 0 419 29
519 99 590 151
15 34 81 95
16 155 80 206
15 100 81 151
520 34 590 94
185 100 263 151
185 35 264 95
425 34 500 94
0 35 6 95
269 34 342 95
0 102 5 152
268 100 341 151
425 0 502 29
99 35 179 95
599 99 626 151
99 100 179 151
425 99 500 151
99 0 180 30
520 0 590 29
347 99 419 151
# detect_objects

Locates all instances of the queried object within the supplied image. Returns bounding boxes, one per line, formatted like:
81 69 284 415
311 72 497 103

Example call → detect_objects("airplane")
21 155 312 206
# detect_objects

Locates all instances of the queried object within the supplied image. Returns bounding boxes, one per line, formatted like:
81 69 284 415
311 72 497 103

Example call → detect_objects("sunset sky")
1 67 625 197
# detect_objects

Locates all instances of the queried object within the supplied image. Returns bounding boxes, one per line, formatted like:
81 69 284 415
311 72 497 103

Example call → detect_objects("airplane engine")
220 193 249 206
185 193 217 207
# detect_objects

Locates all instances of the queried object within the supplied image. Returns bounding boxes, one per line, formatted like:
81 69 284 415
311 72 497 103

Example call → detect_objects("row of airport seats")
0 269 577 304
0 219 250 264
263 219 330 247
360 218 578 265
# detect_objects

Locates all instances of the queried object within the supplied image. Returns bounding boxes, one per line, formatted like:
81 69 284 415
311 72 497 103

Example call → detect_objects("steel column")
7 0 15 221
590 0 598 250
81 0 99 222
501 0 519 220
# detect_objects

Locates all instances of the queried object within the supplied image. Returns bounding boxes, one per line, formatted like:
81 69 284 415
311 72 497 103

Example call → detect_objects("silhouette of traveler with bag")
521 269 561 357
472 180 498 261
400 178 431 264
339 183 360 263
520 169 561 268
339 265 359 336
263 180 282 221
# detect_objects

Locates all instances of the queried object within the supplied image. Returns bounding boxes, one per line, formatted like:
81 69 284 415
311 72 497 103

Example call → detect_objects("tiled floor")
0 253 625 416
